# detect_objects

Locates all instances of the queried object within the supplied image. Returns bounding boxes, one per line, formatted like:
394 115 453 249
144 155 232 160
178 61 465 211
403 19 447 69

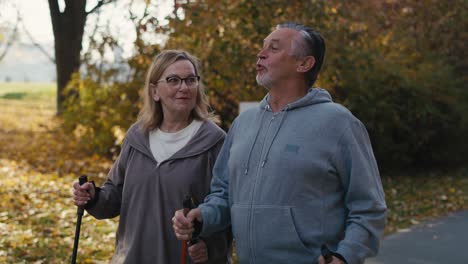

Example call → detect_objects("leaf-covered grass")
0 82 116 263
382 169 468 235
0 82 56 102
0 82 467 263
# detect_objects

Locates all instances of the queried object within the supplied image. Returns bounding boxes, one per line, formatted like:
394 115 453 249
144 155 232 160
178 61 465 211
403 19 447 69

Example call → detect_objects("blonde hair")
138 50 215 132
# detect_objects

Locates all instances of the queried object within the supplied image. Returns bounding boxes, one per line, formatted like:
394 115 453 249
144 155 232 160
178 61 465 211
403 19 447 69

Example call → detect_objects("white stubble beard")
256 72 274 91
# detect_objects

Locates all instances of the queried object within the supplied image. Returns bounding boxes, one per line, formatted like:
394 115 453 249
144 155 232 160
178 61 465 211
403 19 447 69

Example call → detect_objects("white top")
149 120 203 165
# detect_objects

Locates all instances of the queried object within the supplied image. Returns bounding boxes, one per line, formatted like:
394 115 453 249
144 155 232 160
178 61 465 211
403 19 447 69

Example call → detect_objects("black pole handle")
182 196 202 245
321 244 333 263
79 175 88 185
71 175 88 264
77 175 88 215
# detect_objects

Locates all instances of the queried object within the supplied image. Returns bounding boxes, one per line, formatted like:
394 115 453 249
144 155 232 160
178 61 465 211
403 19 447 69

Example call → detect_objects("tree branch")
20 18 56 64
138 1 151 26
129 0 151 38
48 0 60 15
0 9 20 63
48 0 63 39
86 0 114 15
173 0 179 20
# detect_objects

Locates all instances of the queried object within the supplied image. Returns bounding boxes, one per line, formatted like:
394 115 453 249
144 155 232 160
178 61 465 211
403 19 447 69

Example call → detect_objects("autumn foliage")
1 1 467 262
0 84 467 262
62 0 467 169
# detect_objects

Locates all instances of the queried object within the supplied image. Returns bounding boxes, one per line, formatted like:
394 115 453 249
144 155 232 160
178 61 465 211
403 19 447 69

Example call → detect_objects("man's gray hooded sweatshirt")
86 120 232 264
199 88 387 264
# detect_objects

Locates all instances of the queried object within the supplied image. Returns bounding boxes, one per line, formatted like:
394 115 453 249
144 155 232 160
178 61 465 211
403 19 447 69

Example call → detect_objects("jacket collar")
125 120 225 161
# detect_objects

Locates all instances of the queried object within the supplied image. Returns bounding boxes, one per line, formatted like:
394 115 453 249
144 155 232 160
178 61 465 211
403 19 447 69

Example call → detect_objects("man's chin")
256 82 271 91
256 76 272 91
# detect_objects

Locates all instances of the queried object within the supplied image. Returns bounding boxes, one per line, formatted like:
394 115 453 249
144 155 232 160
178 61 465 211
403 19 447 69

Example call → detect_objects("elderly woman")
72 50 231 264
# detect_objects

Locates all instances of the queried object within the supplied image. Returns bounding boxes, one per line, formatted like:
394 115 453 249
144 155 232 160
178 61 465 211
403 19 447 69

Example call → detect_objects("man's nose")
257 48 267 59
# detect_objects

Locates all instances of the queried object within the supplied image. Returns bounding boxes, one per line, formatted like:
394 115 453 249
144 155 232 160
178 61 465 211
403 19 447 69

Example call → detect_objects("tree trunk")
48 0 87 115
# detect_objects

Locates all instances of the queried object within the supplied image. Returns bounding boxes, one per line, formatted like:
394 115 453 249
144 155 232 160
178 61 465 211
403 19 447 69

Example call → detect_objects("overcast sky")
0 0 173 82
2 0 173 45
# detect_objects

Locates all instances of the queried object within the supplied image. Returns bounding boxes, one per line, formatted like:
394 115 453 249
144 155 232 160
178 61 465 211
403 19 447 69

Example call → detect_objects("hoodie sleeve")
85 139 130 219
200 228 233 264
198 120 238 237
332 119 387 264
201 135 234 263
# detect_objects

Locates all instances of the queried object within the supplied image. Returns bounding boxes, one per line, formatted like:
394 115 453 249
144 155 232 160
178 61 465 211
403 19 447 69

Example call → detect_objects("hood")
259 87 333 111
241 88 333 174
125 120 225 161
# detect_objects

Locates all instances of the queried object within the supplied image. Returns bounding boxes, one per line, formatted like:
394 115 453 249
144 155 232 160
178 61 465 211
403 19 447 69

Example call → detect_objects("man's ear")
150 83 160 101
297 56 315 73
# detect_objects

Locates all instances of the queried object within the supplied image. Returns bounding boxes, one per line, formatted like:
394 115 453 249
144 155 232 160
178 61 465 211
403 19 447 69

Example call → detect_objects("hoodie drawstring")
261 106 289 167
243 105 268 175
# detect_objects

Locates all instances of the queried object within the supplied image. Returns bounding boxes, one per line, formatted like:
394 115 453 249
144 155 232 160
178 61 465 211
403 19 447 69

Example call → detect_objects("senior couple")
73 22 386 264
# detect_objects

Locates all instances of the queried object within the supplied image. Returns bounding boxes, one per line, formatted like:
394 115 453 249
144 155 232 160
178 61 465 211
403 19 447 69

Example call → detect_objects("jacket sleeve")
202 137 233 263
199 121 238 237
201 229 233 264
332 119 387 264
85 139 130 219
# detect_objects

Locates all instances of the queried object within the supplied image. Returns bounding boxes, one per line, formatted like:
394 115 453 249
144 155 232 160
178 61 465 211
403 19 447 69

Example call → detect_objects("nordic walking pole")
180 196 202 264
71 175 88 264
321 244 333 263
181 241 188 264
180 196 191 264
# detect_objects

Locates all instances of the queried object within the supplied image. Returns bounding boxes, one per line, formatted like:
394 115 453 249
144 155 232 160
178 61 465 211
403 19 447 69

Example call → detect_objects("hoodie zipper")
248 108 280 263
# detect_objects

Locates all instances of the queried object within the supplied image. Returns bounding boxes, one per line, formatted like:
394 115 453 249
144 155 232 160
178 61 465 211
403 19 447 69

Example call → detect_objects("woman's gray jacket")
86 120 231 264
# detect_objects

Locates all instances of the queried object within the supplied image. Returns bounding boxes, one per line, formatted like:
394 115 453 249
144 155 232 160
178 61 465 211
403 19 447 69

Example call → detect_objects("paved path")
366 210 468 264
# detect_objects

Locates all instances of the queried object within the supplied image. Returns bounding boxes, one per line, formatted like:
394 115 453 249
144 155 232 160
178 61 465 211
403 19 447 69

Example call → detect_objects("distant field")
0 82 56 103
0 82 56 131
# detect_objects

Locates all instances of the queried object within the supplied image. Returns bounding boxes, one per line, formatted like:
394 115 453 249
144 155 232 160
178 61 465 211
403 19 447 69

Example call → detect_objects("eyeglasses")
156 75 200 88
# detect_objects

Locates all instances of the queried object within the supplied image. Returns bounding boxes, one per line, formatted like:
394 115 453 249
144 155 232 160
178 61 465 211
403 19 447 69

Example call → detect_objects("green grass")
0 82 117 263
0 82 57 120
0 82 56 107
382 168 468 235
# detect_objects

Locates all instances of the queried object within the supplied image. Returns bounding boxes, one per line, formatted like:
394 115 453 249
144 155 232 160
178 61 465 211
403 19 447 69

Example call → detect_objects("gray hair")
276 22 326 87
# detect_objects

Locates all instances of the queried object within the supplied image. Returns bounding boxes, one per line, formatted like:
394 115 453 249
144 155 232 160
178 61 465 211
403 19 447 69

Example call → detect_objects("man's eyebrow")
263 39 280 44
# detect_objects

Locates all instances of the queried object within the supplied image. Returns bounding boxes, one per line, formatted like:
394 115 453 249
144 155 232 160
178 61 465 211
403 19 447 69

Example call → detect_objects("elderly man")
173 22 387 264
